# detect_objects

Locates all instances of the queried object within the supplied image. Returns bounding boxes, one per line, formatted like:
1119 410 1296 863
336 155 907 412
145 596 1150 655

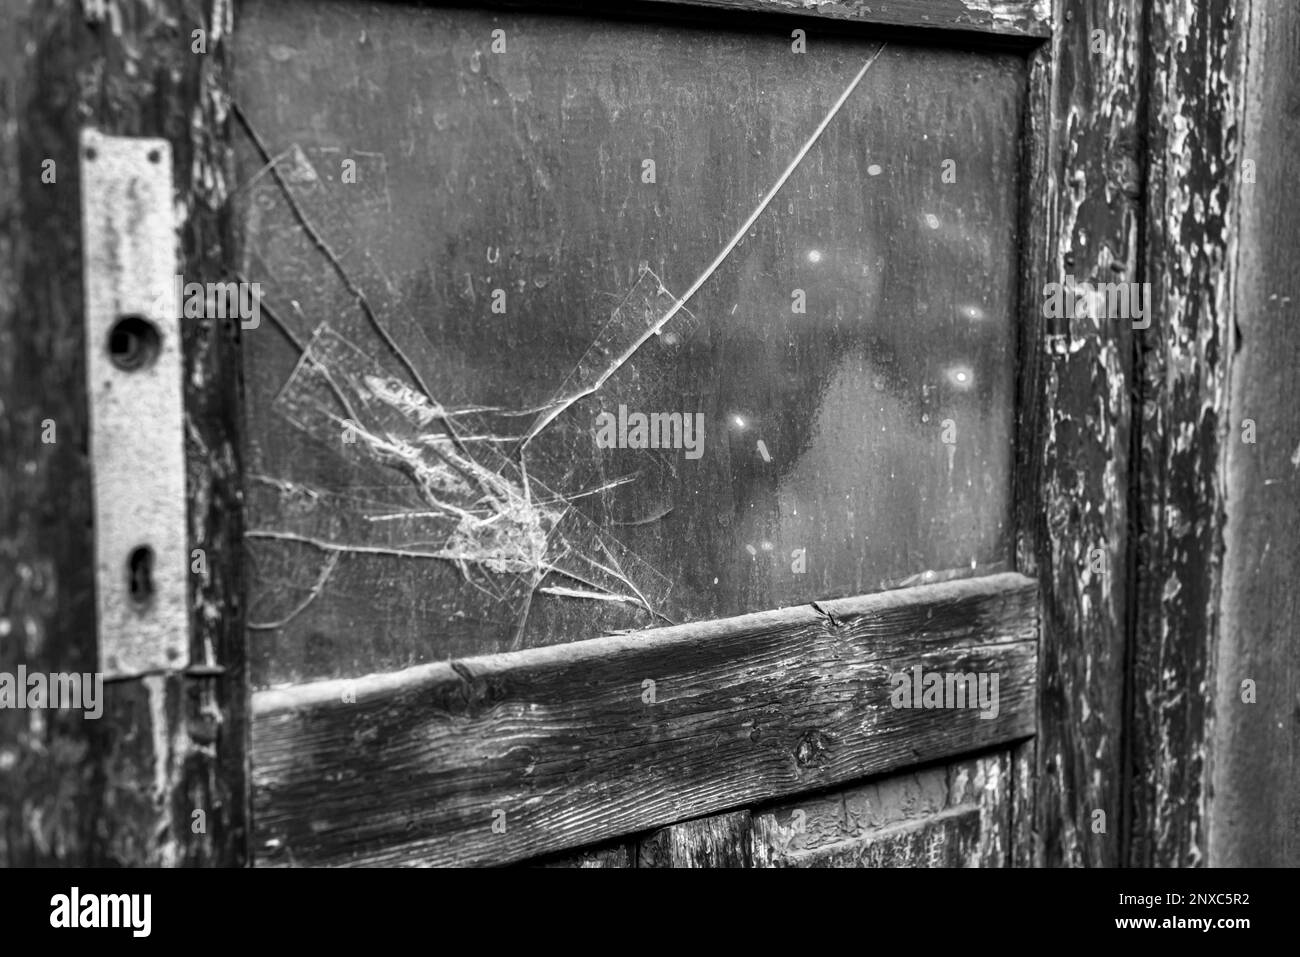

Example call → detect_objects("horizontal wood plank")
253 573 1038 866
528 0 1051 39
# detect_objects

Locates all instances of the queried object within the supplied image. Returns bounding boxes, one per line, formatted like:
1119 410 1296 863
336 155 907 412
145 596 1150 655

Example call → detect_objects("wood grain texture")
1129 0 1245 868
1207 0 1297 867
252 573 1037 866
469 0 1050 39
1014 0 1141 867
0 0 100 866
0 0 246 866
750 751 1010 866
638 810 752 867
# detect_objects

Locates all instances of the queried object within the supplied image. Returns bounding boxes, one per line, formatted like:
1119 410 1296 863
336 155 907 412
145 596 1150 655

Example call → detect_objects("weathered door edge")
0 0 248 866
1013 0 1141 867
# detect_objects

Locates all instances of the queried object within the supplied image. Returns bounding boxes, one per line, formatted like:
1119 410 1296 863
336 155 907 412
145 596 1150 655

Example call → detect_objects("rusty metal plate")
80 129 189 678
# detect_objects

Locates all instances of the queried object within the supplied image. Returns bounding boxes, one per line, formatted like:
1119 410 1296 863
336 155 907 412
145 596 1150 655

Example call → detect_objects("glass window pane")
234 1 1025 685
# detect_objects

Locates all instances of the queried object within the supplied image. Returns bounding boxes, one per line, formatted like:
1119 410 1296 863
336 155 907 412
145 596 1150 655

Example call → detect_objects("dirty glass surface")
234 0 1025 686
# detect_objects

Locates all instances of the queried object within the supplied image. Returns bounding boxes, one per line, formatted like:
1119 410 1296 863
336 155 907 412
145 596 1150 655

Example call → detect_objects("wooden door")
4 0 1277 870
232 0 1057 868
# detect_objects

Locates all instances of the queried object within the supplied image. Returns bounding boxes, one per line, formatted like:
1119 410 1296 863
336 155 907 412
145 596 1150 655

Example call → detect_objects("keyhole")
128 546 155 606
108 316 161 371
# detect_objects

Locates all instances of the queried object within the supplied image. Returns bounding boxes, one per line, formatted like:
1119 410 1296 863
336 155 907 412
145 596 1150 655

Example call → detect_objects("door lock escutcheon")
80 129 189 679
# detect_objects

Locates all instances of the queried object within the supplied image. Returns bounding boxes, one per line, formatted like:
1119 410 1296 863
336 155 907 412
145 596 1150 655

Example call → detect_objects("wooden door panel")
230 0 1048 867
233 0 1026 682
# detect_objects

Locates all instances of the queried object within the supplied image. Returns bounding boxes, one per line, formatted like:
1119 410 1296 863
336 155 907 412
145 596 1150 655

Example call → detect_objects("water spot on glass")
925 213 941 230
945 364 975 390
469 49 482 73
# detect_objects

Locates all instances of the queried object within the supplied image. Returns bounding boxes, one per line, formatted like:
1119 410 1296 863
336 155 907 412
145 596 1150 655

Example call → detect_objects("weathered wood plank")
638 810 752 867
253 573 1037 866
1129 0 1246 868
972 750 1012 866
770 805 984 867
1206 0 1296 867
1014 0 1141 867
750 752 1009 866
634 0 1051 38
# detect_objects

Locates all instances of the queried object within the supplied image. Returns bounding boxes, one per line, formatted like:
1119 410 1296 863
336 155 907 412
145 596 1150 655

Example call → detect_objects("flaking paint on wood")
1015 0 1141 868
1130 0 1245 868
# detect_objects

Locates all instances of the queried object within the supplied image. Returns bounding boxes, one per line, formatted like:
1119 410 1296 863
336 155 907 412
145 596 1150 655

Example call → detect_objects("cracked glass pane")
234 0 1025 686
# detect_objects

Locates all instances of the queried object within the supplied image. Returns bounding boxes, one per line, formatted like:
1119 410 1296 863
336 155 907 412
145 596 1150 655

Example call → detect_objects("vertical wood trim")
182 0 249 868
0 0 102 864
1016 0 1142 866
1129 0 1247 868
